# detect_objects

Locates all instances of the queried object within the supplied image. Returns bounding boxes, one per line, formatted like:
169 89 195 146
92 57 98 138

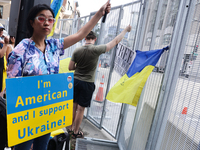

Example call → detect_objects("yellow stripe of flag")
48 0 63 37
106 65 154 106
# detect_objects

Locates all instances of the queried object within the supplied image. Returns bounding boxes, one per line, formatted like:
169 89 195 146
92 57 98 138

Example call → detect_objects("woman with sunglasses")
6 2 111 150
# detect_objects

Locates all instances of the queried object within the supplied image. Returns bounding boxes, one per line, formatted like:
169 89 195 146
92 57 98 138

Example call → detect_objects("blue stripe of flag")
51 0 64 16
127 46 169 78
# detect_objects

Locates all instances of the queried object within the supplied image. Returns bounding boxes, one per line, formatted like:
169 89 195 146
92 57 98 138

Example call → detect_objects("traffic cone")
182 107 187 115
99 62 101 68
94 75 104 103
97 61 101 72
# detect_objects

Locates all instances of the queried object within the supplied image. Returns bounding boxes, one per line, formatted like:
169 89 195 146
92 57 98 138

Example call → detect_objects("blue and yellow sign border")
6 73 73 147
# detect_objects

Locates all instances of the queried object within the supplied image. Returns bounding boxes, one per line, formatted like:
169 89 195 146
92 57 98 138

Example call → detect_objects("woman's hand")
4 36 9 44
0 36 9 44
99 0 111 16
0 88 6 97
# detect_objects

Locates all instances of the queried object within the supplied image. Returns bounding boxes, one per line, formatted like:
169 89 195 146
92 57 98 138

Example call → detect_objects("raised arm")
106 25 131 52
63 0 111 49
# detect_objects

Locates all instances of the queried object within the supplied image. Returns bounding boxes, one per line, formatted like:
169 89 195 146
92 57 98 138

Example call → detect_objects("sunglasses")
35 16 56 24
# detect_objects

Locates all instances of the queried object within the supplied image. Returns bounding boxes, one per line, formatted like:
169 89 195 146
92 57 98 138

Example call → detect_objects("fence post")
86 13 96 118
98 5 124 130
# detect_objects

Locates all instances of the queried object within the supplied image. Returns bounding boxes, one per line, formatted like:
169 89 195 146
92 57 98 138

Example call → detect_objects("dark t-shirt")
71 44 106 82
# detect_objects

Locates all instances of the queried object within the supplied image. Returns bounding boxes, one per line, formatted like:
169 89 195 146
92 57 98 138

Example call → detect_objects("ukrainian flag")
48 0 64 37
106 46 169 106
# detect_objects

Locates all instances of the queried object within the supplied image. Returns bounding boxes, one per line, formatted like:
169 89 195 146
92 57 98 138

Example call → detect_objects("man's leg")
68 102 78 131
73 104 85 134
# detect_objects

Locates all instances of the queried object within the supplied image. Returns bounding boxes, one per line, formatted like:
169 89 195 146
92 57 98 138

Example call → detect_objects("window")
145 37 152 46
158 3 167 30
193 4 200 20
155 36 160 48
148 10 157 32
166 0 180 27
163 34 171 45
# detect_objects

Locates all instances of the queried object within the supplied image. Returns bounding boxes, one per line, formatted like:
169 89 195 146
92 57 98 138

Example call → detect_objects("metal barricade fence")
87 5 124 137
87 1 142 139
157 1 200 149
136 0 200 150
117 0 200 149
128 0 183 149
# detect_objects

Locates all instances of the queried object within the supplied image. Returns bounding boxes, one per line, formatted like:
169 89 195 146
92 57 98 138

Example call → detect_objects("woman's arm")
0 36 9 58
6 45 13 61
63 1 111 49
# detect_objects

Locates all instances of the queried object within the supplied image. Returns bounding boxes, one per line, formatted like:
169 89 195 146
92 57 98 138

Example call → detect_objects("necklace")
35 44 45 53
31 37 45 53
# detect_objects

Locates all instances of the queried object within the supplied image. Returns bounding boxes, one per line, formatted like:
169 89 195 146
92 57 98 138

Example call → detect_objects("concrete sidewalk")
79 117 116 141
65 117 117 150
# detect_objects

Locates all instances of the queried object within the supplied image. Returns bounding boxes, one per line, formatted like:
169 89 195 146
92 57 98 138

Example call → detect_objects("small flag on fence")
48 0 64 37
106 46 169 106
